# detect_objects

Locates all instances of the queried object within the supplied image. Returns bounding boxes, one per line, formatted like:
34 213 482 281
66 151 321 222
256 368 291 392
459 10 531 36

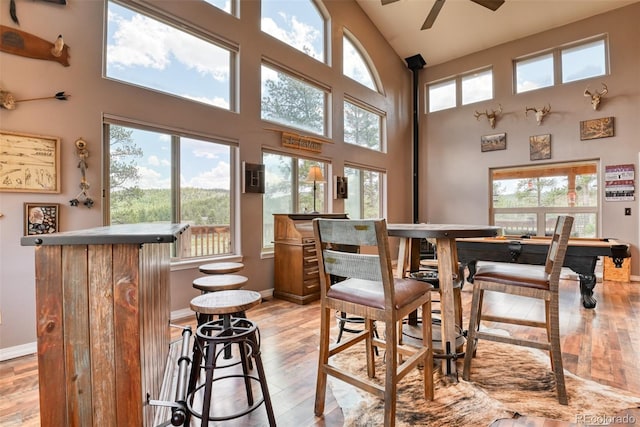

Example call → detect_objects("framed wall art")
580 117 614 140
335 176 348 199
242 162 265 193
24 202 59 235
0 130 60 193
529 134 551 161
481 133 506 152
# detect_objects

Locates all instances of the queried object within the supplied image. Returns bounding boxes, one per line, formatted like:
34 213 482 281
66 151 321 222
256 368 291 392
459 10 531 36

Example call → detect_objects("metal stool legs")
185 317 276 426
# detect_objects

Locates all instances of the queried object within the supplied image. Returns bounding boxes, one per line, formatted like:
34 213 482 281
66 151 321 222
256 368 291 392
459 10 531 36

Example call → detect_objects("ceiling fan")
381 0 505 30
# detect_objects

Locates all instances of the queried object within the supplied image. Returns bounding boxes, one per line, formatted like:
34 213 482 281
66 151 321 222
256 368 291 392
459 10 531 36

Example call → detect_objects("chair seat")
199 262 244 274
190 290 261 316
474 263 550 290
192 274 248 292
328 277 433 311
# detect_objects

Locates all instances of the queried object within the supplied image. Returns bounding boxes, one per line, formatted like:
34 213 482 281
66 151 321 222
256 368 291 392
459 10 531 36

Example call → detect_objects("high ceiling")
355 0 638 67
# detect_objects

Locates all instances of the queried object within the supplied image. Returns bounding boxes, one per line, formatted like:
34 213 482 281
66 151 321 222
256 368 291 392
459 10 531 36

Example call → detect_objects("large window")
491 161 598 237
262 152 327 248
261 0 325 63
106 1 234 110
261 63 328 136
343 100 383 151
105 122 236 260
428 67 493 112
515 36 608 93
344 166 384 219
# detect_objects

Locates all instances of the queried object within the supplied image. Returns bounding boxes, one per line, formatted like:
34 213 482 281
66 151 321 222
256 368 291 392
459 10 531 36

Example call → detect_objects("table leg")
435 237 459 381
579 273 597 308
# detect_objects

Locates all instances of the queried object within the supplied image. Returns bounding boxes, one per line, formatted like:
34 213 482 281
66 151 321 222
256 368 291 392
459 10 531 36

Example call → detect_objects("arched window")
261 0 326 63
343 32 378 91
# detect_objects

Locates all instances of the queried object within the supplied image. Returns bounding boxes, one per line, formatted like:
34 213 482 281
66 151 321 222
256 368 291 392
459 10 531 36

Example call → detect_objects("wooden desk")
456 235 631 309
387 223 501 380
21 223 188 427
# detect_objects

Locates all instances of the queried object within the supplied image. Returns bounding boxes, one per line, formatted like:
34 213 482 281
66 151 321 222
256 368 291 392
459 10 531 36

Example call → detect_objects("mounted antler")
525 104 551 126
473 104 502 128
584 83 608 110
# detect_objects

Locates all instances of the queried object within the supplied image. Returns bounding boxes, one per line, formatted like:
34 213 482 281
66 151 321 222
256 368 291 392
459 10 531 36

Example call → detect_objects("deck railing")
181 224 231 257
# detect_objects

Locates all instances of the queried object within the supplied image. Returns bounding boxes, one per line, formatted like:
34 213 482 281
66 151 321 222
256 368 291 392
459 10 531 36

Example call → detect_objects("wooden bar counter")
21 223 188 427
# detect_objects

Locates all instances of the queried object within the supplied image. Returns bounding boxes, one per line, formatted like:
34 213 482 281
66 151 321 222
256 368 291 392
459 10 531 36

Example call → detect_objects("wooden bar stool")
198 262 244 275
186 290 275 426
192 274 248 294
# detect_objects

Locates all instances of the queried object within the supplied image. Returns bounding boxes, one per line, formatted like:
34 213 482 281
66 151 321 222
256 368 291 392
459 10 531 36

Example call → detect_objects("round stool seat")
199 262 244 274
190 290 262 316
192 274 248 293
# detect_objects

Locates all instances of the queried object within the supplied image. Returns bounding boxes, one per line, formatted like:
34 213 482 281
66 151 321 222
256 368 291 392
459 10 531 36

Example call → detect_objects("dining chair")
462 215 574 405
313 218 434 427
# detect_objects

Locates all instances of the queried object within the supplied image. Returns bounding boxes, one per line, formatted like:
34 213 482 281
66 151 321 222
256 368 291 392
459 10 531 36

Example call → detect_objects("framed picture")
529 134 551 161
242 162 265 193
24 202 59 235
335 176 348 199
580 117 614 140
0 130 61 193
481 133 506 152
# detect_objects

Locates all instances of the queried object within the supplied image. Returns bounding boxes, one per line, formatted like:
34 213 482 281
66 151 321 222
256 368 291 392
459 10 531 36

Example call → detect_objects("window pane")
562 39 606 83
344 101 381 151
343 36 376 90
462 69 492 105
261 64 326 135
428 79 456 112
180 138 232 257
545 213 596 237
261 0 324 62
109 126 171 225
106 1 231 109
345 167 382 219
494 213 537 236
203 0 231 14
515 53 554 93
263 153 293 248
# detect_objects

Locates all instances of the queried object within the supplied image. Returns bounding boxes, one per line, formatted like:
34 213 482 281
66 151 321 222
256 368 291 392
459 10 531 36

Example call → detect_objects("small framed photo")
335 176 348 199
529 134 551 161
481 133 506 152
580 117 614 140
24 203 59 235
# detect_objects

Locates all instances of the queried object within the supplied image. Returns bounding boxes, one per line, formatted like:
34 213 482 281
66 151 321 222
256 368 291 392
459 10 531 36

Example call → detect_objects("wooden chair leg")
422 300 434 401
463 285 483 380
314 305 331 416
549 300 567 405
384 320 398 427
366 318 376 378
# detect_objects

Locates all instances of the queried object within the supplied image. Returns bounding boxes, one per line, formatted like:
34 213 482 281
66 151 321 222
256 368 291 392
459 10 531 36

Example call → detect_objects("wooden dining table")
387 223 502 381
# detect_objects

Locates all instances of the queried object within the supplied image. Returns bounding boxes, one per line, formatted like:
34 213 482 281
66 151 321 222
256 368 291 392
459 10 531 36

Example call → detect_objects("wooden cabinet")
21 223 187 427
273 213 347 304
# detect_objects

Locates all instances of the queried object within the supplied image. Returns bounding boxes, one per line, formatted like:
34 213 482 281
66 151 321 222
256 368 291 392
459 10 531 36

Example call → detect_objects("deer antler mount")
473 104 502 129
525 104 551 126
584 83 608 110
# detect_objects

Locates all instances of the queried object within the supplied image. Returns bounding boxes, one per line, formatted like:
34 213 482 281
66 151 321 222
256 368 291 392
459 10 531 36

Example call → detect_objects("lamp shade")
306 165 325 182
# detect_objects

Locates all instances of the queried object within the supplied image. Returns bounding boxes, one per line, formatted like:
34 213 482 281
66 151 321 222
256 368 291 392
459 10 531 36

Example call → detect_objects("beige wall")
0 0 413 355
419 3 640 272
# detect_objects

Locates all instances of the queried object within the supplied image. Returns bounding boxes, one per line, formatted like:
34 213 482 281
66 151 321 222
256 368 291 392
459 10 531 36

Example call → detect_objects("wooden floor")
1 277 639 426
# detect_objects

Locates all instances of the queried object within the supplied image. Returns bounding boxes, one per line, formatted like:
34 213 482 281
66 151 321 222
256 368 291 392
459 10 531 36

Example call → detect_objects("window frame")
102 117 240 263
427 66 494 113
343 97 385 152
344 164 385 220
342 29 381 92
514 35 609 94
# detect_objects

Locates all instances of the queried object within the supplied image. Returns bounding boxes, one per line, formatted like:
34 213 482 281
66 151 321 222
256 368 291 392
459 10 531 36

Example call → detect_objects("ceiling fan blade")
381 0 400 5
470 0 505 12
421 0 445 30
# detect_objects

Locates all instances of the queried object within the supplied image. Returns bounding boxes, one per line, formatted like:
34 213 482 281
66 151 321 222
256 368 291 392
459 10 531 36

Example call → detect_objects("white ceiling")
355 0 638 67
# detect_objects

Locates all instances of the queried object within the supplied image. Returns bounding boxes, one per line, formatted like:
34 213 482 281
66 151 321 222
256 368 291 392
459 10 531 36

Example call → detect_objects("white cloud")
261 15 321 60
181 162 231 190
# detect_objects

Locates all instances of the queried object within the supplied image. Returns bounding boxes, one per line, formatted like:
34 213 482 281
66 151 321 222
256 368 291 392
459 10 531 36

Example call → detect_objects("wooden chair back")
545 216 574 292
313 218 395 310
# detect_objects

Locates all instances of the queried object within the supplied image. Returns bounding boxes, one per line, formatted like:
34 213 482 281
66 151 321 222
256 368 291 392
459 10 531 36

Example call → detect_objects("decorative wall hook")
69 138 94 208
0 89 70 110
584 83 608 110
525 104 551 125
473 104 502 129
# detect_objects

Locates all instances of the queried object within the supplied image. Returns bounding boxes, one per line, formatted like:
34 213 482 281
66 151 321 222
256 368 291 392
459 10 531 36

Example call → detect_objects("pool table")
456 235 631 309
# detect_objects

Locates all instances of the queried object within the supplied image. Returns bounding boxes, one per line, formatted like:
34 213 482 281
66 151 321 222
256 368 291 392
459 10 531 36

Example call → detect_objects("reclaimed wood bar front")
21 223 188 427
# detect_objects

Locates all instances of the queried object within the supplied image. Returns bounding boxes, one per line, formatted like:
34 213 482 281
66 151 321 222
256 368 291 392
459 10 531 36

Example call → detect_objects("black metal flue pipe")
405 54 426 224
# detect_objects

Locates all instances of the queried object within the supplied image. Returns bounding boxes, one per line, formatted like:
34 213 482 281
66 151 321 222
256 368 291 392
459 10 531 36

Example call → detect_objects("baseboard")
0 341 37 362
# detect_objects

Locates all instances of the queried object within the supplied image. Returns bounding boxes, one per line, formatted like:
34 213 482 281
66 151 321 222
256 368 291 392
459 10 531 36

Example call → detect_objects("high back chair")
313 218 434 427
463 215 574 404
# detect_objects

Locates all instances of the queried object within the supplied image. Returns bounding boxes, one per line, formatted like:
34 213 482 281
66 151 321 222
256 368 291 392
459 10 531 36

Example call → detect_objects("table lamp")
306 165 324 213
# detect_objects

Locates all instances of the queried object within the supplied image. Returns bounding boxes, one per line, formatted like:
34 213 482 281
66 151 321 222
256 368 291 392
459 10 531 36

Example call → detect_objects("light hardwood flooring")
1 277 639 426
